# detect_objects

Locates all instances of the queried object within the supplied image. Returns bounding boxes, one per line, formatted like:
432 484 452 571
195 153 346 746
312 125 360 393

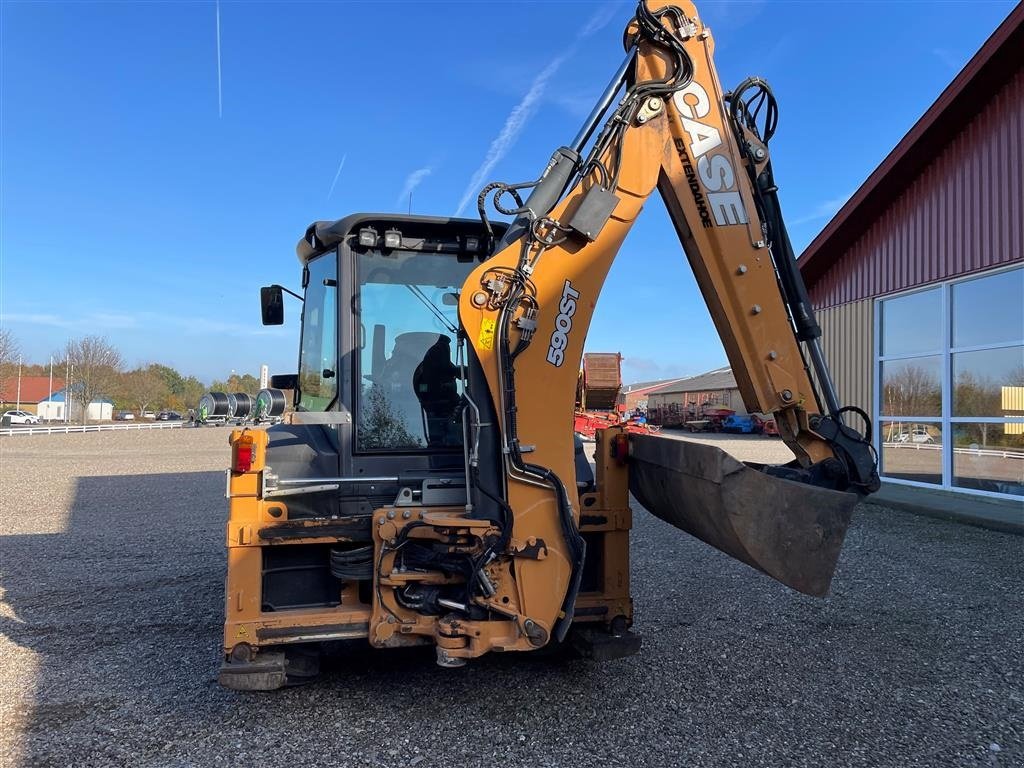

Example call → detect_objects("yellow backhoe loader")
219 0 880 690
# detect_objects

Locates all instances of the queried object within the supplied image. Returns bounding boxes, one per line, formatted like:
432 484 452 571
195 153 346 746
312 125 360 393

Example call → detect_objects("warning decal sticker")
478 318 496 351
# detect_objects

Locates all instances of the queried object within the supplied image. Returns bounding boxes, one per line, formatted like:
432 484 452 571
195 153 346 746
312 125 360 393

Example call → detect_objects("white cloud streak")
454 2 623 217
397 167 433 209
578 1 622 37
454 55 566 217
932 47 963 71
790 191 855 227
215 1 223 118
327 153 347 200
549 92 601 119
1 311 284 338
1 313 70 328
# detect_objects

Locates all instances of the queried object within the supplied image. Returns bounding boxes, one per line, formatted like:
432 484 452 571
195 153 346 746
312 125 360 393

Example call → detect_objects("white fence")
881 441 1024 461
0 421 187 437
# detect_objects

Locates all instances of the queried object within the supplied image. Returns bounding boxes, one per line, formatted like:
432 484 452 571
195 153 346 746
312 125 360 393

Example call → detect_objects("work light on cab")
358 227 377 247
383 229 402 249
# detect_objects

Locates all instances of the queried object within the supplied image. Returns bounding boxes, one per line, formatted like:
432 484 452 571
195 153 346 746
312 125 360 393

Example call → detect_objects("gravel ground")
1 428 1021 767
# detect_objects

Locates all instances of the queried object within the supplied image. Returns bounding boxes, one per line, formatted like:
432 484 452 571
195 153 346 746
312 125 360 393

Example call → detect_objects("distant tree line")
883 362 1024 417
1 332 266 418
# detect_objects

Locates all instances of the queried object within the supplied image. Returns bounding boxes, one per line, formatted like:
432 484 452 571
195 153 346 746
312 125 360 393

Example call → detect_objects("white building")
37 388 113 422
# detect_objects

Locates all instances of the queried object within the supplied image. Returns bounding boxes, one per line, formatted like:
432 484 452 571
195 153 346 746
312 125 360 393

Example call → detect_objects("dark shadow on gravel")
1 471 226 766
3 471 1023 767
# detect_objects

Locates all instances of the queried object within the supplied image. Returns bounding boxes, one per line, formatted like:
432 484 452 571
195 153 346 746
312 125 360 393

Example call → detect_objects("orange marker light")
233 434 255 473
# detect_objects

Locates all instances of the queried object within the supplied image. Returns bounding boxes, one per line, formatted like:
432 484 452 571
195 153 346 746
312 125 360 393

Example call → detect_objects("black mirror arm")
273 284 305 302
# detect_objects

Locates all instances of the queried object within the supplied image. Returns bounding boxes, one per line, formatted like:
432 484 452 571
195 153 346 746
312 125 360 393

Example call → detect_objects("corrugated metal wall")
809 67 1024 309
816 299 873 414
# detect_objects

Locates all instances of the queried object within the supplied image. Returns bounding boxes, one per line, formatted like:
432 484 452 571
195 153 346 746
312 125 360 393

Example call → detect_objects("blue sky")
1 0 1015 384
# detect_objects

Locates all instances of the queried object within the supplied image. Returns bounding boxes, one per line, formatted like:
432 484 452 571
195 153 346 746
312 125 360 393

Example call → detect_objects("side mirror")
270 373 298 389
261 286 284 325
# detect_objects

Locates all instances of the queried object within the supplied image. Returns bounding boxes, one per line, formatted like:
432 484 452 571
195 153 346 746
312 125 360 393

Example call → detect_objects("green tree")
149 363 187 399
117 367 171 415
141 363 206 411
359 384 421 449
210 372 261 394
166 375 207 412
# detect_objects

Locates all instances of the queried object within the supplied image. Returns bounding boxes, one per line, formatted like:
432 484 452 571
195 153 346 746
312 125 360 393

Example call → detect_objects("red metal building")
798 4 1023 502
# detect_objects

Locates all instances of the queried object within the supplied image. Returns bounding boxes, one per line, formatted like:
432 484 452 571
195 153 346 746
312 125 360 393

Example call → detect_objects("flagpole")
16 355 22 410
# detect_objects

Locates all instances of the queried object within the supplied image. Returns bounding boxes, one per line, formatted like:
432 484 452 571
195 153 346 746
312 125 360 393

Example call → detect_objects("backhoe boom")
458 0 879 637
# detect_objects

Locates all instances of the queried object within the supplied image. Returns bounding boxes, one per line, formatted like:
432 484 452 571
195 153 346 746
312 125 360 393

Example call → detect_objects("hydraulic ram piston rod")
570 49 637 153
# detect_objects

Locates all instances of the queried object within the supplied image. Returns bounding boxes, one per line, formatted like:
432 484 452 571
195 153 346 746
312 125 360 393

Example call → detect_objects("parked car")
894 427 935 444
156 411 183 421
2 409 40 425
113 411 136 421
141 410 156 419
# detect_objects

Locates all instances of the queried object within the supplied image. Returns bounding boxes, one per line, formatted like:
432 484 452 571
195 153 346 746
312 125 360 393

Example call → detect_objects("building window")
875 266 1024 498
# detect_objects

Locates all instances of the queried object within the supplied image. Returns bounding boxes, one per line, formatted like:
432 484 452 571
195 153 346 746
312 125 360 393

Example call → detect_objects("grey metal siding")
816 299 873 415
809 67 1024 309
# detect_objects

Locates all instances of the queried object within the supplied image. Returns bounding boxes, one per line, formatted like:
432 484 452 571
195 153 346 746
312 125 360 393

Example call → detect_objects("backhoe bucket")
628 435 857 597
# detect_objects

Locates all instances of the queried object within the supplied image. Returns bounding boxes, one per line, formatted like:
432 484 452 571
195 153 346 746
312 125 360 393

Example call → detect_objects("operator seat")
377 332 445 441
413 335 460 446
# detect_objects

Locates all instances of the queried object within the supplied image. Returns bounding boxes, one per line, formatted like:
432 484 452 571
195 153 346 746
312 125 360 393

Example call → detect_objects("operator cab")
258 214 503 522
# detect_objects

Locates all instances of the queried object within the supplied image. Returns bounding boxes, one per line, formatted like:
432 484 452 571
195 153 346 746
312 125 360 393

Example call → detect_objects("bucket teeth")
628 435 857 597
